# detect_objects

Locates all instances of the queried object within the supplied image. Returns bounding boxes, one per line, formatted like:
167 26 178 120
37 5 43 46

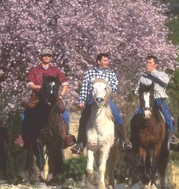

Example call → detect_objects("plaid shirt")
27 63 68 86
79 66 118 104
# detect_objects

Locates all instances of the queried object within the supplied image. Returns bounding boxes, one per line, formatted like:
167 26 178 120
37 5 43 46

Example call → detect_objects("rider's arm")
79 70 90 104
26 67 41 91
56 67 69 98
151 69 169 86
109 72 118 93
27 83 41 90
59 83 68 99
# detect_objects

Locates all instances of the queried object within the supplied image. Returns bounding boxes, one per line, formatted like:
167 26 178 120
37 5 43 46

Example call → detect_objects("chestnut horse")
129 83 169 189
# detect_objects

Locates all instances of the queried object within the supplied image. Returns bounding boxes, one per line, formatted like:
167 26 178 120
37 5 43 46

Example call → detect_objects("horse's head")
138 82 155 119
40 75 60 107
91 78 111 108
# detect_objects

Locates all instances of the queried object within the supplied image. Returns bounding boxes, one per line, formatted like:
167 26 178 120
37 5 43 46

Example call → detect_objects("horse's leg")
86 149 98 186
46 140 64 185
32 139 45 181
151 143 163 187
138 147 150 185
21 149 32 184
158 144 169 189
97 145 111 189
45 144 54 182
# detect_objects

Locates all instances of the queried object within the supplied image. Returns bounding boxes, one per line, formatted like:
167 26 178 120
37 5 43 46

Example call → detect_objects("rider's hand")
79 103 85 108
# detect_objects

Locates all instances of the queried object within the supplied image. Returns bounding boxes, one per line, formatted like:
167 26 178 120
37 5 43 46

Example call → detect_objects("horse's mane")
92 78 113 120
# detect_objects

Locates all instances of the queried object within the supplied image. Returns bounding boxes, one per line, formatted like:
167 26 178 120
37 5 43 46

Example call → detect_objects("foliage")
2 113 27 183
167 68 179 128
167 17 179 47
0 0 178 126
59 155 87 184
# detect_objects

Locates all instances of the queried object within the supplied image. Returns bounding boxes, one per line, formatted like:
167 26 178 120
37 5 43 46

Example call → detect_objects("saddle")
14 119 76 149
14 98 76 148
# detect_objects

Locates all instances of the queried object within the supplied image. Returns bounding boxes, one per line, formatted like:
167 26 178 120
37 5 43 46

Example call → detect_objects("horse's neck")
152 106 164 121
91 105 113 120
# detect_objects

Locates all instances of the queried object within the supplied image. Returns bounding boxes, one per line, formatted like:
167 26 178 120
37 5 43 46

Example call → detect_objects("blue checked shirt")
79 66 118 104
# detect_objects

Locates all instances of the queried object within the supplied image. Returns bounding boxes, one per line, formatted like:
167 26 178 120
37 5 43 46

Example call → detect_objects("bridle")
41 81 57 107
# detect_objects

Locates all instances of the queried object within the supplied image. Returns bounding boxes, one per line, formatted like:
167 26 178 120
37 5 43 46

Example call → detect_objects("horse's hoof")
46 173 53 183
144 185 151 189
34 181 46 187
40 171 46 181
0 179 7 184
46 176 60 186
87 172 98 186
98 182 106 189
18 176 30 185
151 184 158 189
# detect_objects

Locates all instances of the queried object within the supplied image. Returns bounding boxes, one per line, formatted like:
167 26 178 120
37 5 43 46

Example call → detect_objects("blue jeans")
21 109 70 132
62 110 70 132
134 98 174 133
109 100 123 125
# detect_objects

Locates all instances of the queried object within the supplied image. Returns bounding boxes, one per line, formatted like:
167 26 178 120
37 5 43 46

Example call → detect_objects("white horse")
86 78 118 189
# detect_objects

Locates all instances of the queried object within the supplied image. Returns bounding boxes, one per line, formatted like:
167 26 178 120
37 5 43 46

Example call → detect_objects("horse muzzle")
94 97 105 107
143 109 152 119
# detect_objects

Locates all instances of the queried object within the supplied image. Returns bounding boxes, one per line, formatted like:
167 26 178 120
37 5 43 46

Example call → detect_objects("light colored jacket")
135 69 170 99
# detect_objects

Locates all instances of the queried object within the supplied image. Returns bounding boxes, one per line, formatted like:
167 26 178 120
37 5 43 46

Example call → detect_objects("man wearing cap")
26 48 70 129
133 55 179 144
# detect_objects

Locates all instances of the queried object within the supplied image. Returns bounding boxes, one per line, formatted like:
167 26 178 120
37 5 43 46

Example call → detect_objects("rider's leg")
109 99 132 150
62 110 70 133
155 99 179 144
71 104 92 154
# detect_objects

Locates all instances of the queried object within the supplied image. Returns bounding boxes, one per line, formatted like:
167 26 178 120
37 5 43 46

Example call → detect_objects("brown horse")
21 75 75 184
129 83 169 189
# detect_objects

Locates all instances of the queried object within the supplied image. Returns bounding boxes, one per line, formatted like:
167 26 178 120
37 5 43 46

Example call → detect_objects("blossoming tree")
0 0 178 126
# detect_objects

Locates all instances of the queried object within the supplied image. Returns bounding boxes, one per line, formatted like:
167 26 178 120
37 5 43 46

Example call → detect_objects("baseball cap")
40 48 53 56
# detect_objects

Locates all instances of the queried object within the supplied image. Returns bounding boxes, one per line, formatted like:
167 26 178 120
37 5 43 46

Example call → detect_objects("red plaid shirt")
27 63 67 85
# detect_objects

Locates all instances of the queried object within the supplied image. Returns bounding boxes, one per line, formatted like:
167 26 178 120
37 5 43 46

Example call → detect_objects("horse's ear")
151 82 154 89
91 78 96 84
150 82 155 92
139 82 145 92
104 78 108 83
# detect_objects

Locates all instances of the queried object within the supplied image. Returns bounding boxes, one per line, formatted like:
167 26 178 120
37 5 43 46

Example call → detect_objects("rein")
95 104 104 118
43 95 52 106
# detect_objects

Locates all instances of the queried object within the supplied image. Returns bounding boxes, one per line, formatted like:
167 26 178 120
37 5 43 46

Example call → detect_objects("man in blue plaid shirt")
71 53 132 154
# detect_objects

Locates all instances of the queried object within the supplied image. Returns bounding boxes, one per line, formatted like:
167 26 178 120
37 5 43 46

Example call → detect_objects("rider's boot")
117 124 132 150
71 104 92 155
71 141 84 155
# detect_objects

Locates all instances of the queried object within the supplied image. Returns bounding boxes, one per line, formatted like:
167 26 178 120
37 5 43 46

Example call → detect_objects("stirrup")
71 144 84 155
170 134 179 145
122 140 132 150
